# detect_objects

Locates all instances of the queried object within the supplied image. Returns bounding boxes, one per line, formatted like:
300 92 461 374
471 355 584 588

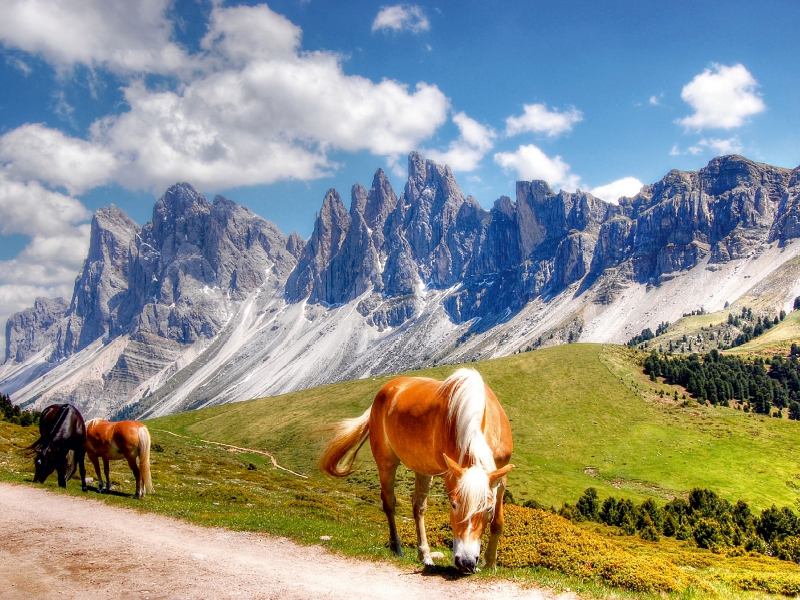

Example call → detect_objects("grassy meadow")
5 343 800 597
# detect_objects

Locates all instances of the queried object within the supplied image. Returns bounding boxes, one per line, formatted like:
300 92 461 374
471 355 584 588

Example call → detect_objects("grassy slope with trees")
151 344 800 510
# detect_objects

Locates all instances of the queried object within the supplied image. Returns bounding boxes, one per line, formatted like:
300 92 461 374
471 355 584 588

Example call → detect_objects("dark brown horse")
27 404 87 490
85 418 153 499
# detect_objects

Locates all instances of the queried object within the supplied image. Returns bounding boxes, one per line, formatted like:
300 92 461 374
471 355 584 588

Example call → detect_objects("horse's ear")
443 453 464 479
489 464 514 488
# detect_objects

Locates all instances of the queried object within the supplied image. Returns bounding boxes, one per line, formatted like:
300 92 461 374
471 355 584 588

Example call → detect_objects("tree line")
642 349 800 418
0 393 40 427
551 487 800 562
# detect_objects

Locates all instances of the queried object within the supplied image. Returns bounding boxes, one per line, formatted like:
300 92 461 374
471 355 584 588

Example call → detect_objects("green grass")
152 344 800 511
6 343 800 598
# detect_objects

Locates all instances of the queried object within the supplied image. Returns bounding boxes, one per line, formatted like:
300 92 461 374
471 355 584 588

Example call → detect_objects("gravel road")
0 483 574 600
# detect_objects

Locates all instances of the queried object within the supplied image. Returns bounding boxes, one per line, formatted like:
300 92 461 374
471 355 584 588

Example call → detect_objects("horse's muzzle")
454 555 477 574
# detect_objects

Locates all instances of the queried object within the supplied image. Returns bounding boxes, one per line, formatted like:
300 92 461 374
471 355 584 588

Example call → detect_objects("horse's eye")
450 500 458 509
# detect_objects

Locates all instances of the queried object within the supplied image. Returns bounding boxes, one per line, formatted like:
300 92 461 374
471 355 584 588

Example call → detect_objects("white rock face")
2 154 800 418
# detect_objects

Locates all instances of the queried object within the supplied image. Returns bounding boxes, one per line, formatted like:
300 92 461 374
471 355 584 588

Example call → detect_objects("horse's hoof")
82 486 87 492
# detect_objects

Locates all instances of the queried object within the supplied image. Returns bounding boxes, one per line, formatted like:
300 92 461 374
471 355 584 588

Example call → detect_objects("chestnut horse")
320 368 513 573
85 418 153 499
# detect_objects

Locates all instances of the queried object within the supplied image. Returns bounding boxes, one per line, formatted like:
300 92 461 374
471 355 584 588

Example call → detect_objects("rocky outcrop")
55 205 140 359
4 297 68 362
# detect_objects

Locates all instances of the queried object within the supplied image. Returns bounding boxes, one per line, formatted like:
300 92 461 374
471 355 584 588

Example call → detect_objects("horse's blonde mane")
455 466 495 521
85 418 105 427
444 368 496 474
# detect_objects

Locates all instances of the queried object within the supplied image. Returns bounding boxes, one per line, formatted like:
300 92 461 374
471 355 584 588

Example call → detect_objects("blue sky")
0 0 798 345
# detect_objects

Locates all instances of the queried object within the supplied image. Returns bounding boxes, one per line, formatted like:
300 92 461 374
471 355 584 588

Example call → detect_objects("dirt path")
0 483 572 600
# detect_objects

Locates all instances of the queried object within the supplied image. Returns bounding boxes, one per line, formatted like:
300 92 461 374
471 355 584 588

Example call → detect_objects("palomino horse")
28 404 87 490
320 368 513 573
85 418 153 499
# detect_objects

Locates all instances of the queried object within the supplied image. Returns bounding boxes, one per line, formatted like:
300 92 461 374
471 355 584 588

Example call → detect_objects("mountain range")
2 152 800 418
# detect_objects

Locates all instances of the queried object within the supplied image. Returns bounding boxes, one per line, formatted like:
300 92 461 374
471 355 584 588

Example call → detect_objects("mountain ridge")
2 153 799 418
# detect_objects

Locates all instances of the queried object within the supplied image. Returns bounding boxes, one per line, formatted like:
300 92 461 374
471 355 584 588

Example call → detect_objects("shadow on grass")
85 485 134 498
418 564 470 581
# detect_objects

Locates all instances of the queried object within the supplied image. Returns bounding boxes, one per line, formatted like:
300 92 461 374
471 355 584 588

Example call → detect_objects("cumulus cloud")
425 112 496 171
0 4 450 193
0 0 194 76
372 5 430 33
505 103 583 138
494 144 580 191
0 124 118 195
0 173 91 350
677 63 765 131
590 177 644 204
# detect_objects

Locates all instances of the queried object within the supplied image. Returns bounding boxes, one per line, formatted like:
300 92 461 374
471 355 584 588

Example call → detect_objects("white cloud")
0 174 91 351
590 177 644 204
372 5 430 33
0 0 194 76
649 94 661 106
0 124 118 195
688 136 744 156
505 103 583 138
425 112 496 171
5 54 31 75
677 63 765 131
0 171 91 237
494 144 580 191
0 4 450 193
200 3 302 65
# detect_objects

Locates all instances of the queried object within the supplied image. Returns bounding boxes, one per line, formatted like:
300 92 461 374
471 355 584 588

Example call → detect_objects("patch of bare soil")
0 483 572 600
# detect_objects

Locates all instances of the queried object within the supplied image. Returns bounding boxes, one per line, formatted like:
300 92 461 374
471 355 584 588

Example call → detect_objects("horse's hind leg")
412 473 434 566
377 462 403 557
76 447 87 492
126 454 142 499
102 457 111 492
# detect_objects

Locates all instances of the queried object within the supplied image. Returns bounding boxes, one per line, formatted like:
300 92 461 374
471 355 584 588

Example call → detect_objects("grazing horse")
28 403 87 490
320 368 513 573
85 418 153 499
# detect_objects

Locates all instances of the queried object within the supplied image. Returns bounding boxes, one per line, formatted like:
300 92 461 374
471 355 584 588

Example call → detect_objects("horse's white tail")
138 426 154 495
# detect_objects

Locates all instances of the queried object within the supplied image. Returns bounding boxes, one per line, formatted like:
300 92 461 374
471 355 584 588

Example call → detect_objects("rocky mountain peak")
364 168 397 231
5 297 68 363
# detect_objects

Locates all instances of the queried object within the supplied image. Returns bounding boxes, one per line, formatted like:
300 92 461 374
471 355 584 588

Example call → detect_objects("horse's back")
371 374 513 473
87 419 145 459
371 376 462 475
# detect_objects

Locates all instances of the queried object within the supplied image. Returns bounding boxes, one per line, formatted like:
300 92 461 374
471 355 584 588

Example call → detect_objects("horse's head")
32 449 57 483
443 454 513 573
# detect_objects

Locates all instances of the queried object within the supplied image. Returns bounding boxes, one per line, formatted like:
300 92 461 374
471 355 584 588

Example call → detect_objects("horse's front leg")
56 464 67 488
412 473 435 566
378 462 403 557
484 477 507 570
88 452 104 492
